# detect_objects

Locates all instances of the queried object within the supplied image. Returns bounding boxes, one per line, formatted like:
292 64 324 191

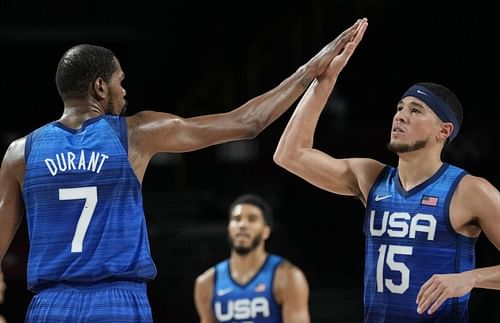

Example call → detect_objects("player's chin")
234 238 251 247
390 132 407 142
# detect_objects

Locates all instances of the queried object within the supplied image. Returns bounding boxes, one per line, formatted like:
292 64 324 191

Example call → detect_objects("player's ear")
439 122 453 141
92 77 108 100
263 225 271 241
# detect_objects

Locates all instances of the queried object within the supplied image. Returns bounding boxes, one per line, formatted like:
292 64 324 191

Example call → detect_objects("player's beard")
229 233 263 256
387 139 427 153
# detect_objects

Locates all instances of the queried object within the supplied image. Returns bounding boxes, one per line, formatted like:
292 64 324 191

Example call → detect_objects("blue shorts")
25 280 153 322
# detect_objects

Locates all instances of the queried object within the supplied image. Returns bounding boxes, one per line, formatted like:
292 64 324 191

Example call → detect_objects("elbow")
273 146 293 168
248 117 271 139
273 150 284 166
233 118 263 140
245 127 260 140
274 142 306 174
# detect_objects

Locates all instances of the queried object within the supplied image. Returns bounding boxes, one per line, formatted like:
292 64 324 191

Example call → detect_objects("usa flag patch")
255 283 266 292
421 195 439 206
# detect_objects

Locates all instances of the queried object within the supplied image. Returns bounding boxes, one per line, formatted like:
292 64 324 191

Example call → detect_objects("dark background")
1 1 500 322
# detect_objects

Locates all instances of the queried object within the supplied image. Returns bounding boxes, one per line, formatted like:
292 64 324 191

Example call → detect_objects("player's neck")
58 98 106 129
397 149 443 192
230 250 268 284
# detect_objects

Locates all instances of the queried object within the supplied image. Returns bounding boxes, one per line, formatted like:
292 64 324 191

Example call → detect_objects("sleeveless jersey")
363 163 476 322
212 254 283 323
22 115 157 292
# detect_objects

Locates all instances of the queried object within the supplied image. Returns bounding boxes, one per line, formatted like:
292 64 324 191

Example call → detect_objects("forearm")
275 75 337 160
469 265 500 290
0 212 23 264
0 191 24 266
231 64 316 138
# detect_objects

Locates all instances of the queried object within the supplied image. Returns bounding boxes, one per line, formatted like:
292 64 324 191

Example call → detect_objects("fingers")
342 19 368 59
416 281 441 314
346 18 368 41
335 19 368 65
345 18 367 36
309 17 368 77
427 293 448 315
416 277 432 304
416 275 457 316
339 18 367 47
353 19 368 44
416 276 440 314
337 18 368 60
417 286 450 315
338 18 363 40
325 17 368 56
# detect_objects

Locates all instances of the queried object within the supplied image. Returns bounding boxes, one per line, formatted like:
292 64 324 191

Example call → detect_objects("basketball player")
274 18 500 322
0 18 366 322
194 194 310 323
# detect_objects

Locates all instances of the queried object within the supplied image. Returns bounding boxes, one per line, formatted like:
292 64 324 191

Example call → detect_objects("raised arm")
274 18 383 203
0 138 26 266
126 19 367 156
274 261 310 323
194 268 216 323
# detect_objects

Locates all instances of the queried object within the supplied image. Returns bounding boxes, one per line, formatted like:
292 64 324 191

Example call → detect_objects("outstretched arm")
416 176 500 315
274 19 383 203
127 19 366 156
0 139 25 267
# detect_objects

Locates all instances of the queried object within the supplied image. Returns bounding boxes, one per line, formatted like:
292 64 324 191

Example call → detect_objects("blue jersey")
22 115 157 292
363 163 476 322
212 254 283 323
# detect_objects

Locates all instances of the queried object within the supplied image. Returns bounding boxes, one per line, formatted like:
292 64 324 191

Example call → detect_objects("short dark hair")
55 44 117 100
416 82 464 140
228 194 274 229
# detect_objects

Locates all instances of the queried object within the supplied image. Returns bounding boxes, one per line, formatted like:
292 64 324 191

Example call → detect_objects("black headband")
402 85 459 141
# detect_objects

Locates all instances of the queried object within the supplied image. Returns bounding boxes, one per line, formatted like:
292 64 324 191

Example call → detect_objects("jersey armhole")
118 116 128 152
103 116 128 152
366 165 391 207
24 132 34 163
211 265 219 310
444 170 469 237
270 255 285 307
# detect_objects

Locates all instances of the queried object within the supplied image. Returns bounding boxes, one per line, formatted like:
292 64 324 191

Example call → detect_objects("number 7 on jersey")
59 186 98 253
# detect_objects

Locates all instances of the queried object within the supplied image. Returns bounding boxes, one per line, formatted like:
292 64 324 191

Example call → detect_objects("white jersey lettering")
44 150 109 176
369 210 436 241
215 297 270 321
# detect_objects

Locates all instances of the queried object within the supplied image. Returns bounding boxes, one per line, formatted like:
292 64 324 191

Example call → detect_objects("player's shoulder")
3 136 26 162
195 266 216 286
452 173 498 214
126 110 179 126
457 174 495 194
8 135 27 151
1 136 27 184
276 258 296 270
125 111 183 145
273 258 309 297
275 258 307 282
